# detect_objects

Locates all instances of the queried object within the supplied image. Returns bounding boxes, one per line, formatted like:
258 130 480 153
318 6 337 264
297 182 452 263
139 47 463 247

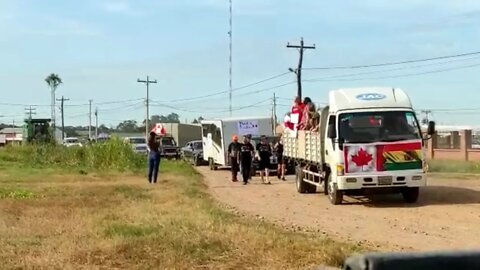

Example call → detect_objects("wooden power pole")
137 76 157 138
287 37 315 100
56 96 69 140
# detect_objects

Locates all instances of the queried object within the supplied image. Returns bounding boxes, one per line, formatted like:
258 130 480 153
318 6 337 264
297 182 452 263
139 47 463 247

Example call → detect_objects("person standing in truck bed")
239 135 255 185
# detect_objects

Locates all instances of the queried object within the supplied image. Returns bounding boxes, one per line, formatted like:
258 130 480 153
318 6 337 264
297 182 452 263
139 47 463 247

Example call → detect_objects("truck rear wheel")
295 166 316 194
402 187 419 203
327 174 343 205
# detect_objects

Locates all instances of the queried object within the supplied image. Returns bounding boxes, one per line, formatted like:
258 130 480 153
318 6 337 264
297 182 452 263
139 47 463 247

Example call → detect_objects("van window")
202 123 222 147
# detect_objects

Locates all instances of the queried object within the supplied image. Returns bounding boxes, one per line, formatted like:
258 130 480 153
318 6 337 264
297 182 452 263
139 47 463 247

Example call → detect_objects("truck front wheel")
402 187 419 203
327 174 343 205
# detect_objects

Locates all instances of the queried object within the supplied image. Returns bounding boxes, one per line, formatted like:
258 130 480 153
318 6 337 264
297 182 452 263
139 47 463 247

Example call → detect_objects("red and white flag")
151 123 166 135
345 145 377 174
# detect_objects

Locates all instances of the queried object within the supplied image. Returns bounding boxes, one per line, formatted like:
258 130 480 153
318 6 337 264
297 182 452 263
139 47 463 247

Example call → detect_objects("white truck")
283 87 435 205
201 116 274 170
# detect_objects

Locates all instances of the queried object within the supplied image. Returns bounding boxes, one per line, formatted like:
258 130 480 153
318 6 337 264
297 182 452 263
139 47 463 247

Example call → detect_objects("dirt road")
198 167 480 251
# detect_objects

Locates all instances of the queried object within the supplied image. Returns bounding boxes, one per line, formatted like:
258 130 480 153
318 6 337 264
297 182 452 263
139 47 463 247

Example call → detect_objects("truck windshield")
338 111 421 143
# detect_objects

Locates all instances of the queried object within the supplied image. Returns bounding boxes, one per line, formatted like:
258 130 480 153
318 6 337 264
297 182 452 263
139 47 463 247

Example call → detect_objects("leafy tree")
45 73 62 127
116 120 139 133
192 116 204 124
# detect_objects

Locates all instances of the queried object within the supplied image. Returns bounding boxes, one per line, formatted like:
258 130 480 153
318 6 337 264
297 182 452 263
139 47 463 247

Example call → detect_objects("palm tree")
45 73 62 128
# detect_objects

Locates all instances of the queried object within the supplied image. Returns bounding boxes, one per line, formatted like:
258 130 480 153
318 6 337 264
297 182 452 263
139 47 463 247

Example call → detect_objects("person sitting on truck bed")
227 135 241 182
300 97 313 130
308 105 320 132
291 96 304 129
256 135 273 184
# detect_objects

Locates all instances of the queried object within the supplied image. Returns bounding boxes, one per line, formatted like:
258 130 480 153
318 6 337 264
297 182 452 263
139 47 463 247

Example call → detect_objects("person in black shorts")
239 135 255 185
256 135 272 184
274 138 286 181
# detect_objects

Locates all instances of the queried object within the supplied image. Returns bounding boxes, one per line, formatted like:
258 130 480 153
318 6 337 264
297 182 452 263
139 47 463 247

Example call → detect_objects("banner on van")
238 120 259 136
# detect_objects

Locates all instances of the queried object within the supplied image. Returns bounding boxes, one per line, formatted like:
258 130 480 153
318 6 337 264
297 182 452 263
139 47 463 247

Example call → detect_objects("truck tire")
402 187 419 203
327 174 343 205
323 172 329 196
295 166 316 194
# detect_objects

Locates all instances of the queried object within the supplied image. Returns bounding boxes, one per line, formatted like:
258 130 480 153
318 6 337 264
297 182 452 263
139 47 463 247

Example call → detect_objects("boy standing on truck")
239 135 255 185
227 135 241 182
256 135 272 184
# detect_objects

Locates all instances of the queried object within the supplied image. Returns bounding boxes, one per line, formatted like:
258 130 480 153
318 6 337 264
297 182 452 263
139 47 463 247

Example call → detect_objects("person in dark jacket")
147 131 161 184
274 138 286 181
239 135 255 185
227 135 241 182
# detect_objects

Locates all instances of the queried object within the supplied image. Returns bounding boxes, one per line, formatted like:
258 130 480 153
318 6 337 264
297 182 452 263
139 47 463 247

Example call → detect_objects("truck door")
324 115 337 167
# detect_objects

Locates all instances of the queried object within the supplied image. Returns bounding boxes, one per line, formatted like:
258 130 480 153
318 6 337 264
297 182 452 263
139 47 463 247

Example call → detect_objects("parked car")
124 137 148 154
159 135 181 159
182 140 205 166
63 137 82 147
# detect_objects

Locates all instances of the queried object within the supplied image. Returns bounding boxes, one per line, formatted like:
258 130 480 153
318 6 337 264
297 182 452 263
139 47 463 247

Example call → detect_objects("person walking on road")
256 135 272 184
147 131 161 184
274 138 286 181
227 135 241 182
239 135 255 185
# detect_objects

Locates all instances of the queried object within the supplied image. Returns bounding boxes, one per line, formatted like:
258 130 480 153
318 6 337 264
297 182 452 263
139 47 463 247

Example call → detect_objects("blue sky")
1 0 480 127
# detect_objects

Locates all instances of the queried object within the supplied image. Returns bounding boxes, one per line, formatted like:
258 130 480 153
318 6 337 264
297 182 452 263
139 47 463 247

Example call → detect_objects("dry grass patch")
0 161 360 269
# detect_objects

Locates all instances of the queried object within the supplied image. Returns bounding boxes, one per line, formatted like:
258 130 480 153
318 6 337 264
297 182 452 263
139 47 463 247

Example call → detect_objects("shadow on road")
349 185 480 208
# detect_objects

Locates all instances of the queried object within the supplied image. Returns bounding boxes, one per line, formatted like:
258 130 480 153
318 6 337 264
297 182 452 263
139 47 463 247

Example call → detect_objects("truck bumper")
336 171 426 191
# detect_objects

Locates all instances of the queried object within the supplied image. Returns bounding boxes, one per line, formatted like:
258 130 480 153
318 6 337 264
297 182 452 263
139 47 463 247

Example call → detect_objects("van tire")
209 158 214 170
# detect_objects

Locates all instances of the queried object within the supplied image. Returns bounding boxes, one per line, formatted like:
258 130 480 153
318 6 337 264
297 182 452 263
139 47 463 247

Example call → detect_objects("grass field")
428 160 480 174
0 143 360 269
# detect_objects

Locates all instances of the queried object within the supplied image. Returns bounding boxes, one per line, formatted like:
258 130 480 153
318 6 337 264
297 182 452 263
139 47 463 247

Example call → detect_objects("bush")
428 160 480 174
0 137 145 172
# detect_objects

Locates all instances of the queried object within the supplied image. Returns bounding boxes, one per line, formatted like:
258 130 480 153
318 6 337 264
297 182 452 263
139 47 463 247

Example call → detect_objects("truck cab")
285 87 435 205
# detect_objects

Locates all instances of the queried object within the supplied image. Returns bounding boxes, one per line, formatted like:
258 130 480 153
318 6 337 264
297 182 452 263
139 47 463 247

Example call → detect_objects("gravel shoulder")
198 167 480 251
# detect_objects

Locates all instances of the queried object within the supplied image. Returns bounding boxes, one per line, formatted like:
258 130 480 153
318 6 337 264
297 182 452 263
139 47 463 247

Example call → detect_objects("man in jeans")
227 135 241 182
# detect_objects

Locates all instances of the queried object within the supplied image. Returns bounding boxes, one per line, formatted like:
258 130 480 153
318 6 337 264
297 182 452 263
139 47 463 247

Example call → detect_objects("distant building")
0 127 23 145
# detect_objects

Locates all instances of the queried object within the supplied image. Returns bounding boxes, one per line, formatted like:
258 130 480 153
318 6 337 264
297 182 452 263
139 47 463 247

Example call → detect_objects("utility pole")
95 107 98 142
88 99 93 141
421 110 432 124
25 106 37 120
137 76 157 138
56 96 69 140
228 0 233 116
286 37 315 100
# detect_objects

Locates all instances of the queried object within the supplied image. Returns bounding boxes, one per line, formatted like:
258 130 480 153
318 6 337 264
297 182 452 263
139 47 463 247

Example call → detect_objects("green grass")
0 145 361 269
428 160 480 174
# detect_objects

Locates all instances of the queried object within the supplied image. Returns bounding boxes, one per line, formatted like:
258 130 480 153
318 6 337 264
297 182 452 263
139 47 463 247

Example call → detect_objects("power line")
304 55 480 82
137 76 157 138
303 61 480 82
303 50 480 70
152 98 272 114
166 72 290 103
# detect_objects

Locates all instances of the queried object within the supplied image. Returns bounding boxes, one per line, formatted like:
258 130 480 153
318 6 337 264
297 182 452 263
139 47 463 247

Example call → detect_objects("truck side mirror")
427 121 435 135
327 124 336 139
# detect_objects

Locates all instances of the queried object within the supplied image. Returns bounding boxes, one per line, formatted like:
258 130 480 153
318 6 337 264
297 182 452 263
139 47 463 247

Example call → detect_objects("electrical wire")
303 50 480 70
303 61 480 82
304 55 480 82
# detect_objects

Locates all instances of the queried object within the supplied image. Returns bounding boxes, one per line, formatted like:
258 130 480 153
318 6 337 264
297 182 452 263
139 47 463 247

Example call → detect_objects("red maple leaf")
351 148 373 167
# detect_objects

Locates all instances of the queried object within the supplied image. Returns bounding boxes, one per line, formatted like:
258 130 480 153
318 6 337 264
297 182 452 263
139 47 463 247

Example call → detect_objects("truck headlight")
336 164 345 176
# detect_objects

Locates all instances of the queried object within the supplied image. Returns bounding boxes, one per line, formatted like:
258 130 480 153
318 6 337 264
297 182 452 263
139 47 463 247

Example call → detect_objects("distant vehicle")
159 135 181 159
64 137 82 147
181 140 205 166
124 137 147 154
201 116 274 170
